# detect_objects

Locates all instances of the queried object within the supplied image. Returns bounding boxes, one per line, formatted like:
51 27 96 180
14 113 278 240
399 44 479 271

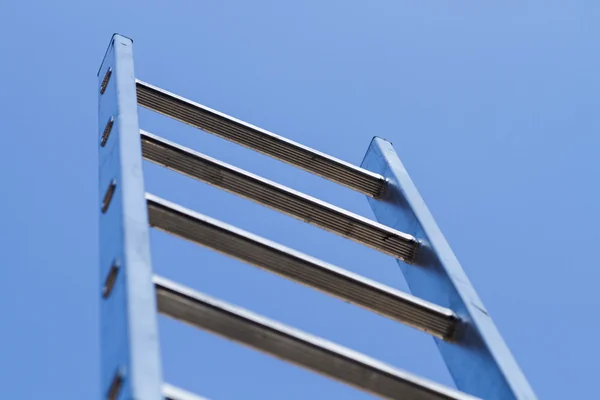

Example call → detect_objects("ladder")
97 34 537 400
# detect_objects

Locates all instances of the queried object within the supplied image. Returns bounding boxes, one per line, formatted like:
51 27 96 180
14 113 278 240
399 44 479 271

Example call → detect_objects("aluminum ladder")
97 34 537 400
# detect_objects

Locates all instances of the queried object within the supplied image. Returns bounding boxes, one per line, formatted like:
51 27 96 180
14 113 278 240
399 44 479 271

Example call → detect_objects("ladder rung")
146 194 457 339
154 276 478 400
163 384 208 400
141 132 417 263
136 80 385 198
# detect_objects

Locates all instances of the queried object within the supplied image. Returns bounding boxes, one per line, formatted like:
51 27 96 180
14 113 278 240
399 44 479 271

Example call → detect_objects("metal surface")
141 131 417 262
361 138 538 400
154 276 479 400
136 80 385 197
97 34 163 400
146 193 455 338
162 383 208 400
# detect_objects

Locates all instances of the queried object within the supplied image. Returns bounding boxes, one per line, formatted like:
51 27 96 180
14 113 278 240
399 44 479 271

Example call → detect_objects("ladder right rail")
362 138 537 400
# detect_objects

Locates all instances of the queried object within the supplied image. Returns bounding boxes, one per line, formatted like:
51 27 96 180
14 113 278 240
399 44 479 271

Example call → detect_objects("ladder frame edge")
361 137 537 400
98 34 164 400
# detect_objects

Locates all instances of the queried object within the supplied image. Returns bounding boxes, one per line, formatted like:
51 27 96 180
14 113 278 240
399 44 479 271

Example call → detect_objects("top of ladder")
97 34 537 400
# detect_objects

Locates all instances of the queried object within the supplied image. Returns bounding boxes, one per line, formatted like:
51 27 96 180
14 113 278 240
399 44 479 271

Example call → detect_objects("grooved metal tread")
136 80 385 197
154 276 478 400
146 194 457 339
163 384 207 400
141 131 418 263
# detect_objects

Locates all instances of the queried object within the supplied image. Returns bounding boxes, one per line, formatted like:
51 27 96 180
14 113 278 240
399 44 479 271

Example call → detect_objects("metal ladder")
97 34 537 400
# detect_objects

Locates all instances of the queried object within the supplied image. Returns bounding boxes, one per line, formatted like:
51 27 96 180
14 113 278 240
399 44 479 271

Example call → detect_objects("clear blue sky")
1 1 598 399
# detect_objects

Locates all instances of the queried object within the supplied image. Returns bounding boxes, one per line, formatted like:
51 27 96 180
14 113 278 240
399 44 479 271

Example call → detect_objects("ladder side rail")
98 34 164 400
361 138 537 400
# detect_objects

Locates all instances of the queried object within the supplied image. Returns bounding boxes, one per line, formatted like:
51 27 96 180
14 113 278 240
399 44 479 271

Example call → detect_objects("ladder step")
136 80 385 198
146 194 457 339
154 276 477 400
163 384 208 400
141 132 417 263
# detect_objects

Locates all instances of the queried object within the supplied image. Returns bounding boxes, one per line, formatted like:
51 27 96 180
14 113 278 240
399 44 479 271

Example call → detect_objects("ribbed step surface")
154 276 478 400
141 132 417 263
146 194 457 339
136 80 385 197
163 384 207 400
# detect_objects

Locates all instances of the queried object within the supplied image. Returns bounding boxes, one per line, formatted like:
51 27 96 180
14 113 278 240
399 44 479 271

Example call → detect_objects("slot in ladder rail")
97 34 537 400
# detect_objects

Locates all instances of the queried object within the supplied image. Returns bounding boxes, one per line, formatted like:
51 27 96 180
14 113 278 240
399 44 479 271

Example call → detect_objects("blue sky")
1 1 598 399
